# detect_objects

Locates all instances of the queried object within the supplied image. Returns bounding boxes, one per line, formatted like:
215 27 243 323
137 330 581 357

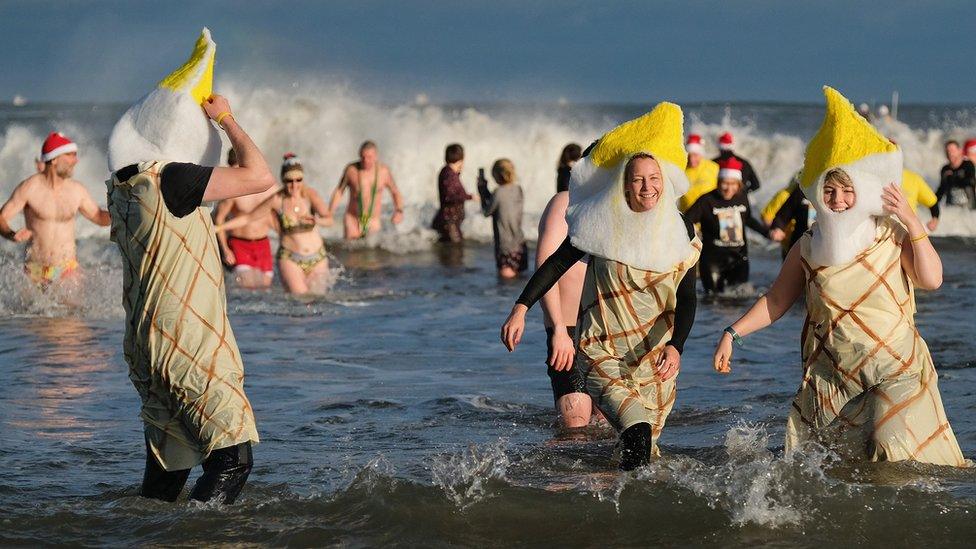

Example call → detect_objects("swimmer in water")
214 148 281 288
684 156 770 294
326 141 404 239
107 30 272 505
218 154 334 295
502 103 701 470
536 190 599 428
0 132 110 287
714 88 965 467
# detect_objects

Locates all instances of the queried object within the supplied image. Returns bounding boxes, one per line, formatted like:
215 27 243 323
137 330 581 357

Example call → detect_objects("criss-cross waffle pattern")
575 239 701 450
786 218 963 466
107 161 259 471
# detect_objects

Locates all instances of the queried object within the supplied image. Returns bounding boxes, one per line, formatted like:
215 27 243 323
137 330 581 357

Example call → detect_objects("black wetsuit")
771 186 816 256
513 220 698 470
935 159 976 209
114 162 254 505
713 151 761 192
685 190 768 293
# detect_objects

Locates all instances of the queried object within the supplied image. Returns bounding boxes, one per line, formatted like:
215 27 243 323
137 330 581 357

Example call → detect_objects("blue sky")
1 0 973 104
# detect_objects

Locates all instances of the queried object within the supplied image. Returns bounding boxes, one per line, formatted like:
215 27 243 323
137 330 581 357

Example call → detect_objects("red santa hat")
685 134 705 155
40 132 77 162
718 131 734 151
964 139 976 154
718 156 743 181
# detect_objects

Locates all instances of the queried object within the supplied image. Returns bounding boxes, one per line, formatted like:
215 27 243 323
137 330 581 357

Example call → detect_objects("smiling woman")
500 102 702 470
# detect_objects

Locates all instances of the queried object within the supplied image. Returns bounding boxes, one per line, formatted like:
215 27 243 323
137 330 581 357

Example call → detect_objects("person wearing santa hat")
931 139 976 231
0 131 110 285
679 133 719 211
685 156 769 294
712 131 761 193
965 138 976 166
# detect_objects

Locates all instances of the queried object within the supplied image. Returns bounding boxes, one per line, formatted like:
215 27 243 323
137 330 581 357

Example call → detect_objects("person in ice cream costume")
713 87 965 467
501 103 701 470
105 29 275 503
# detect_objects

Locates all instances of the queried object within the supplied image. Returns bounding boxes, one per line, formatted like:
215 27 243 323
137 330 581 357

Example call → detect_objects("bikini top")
277 195 317 235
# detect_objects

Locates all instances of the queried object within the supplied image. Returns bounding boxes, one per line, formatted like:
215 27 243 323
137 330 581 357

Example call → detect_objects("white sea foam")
2 85 975 245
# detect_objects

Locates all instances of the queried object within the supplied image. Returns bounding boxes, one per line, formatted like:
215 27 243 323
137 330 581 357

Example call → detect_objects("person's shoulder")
545 190 570 212
17 172 43 190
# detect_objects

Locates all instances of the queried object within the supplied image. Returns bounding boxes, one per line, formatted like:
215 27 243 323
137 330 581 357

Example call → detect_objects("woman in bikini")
218 154 333 294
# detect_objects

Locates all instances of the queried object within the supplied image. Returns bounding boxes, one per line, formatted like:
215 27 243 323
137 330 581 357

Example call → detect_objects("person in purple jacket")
432 143 474 242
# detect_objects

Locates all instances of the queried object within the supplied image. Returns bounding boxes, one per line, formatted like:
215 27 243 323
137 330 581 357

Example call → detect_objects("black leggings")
140 441 253 504
619 423 652 471
700 250 749 294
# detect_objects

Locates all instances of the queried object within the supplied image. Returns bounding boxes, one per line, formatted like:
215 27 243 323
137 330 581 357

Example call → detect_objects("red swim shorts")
227 236 274 274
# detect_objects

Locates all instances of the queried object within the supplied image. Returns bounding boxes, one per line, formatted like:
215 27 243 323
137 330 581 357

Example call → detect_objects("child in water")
479 159 527 278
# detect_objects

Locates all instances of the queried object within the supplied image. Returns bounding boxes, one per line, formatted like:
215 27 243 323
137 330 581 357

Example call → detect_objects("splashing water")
431 439 511 510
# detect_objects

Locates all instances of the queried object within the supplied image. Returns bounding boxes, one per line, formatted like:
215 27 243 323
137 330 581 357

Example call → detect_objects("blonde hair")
492 158 516 185
823 168 854 188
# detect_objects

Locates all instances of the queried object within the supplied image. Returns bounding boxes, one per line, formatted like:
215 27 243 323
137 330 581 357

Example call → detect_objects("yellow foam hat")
590 102 687 170
800 86 896 188
107 27 221 170
158 27 215 105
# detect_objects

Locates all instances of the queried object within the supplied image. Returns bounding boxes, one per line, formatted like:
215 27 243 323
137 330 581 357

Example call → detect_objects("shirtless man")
0 132 110 285
537 190 597 428
214 148 280 288
326 141 404 239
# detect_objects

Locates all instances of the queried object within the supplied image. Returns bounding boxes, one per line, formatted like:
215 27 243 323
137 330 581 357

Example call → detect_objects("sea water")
0 89 974 546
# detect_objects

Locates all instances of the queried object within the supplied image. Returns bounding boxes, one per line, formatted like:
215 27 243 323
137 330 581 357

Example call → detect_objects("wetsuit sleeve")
934 165 951 210
929 203 940 219
771 188 801 230
744 203 769 237
666 218 698 354
478 180 498 216
515 237 585 308
160 162 214 218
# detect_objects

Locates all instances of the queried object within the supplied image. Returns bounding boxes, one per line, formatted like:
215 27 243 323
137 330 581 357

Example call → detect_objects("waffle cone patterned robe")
577 241 701 451
786 218 964 465
108 161 259 471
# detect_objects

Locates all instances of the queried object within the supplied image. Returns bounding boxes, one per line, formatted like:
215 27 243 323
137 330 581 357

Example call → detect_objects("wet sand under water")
0 237 974 547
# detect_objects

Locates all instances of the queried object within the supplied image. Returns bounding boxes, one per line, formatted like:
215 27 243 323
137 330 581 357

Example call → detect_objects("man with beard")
0 132 110 285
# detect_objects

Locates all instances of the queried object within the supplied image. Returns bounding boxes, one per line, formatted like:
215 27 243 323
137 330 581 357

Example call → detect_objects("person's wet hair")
558 143 582 168
445 143 464 164
944 140 960 149
360 140 377 153
492 158 516 185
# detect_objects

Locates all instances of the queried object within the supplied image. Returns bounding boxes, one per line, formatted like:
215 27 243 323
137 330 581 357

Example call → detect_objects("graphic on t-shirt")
714 205 745 247
949 187 971 206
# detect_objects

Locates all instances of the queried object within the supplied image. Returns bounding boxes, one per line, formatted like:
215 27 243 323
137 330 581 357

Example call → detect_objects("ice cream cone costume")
108 28 222 171
567 104 701 451
106 29 258 471
786 87 964 466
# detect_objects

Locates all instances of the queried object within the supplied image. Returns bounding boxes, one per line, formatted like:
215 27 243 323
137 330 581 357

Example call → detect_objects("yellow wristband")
214 111 233 127
910 232 929 242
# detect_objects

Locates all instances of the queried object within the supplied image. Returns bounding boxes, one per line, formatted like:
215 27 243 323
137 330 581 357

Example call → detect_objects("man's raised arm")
202 95 275 202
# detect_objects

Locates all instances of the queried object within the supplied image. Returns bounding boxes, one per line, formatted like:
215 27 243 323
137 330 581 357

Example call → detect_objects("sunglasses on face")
284 177 303 183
